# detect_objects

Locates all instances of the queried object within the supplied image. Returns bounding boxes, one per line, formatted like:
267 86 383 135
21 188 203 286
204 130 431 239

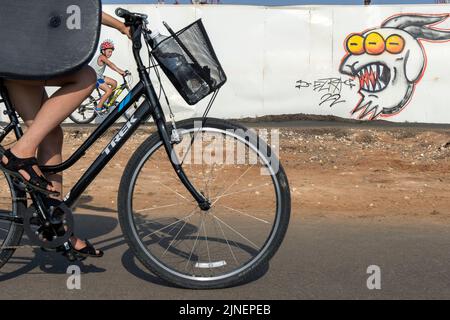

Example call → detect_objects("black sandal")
0 146 59 196
71 239 104 259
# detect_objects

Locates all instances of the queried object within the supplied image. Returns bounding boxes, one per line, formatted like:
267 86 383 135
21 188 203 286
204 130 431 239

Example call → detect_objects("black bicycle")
0 8 290 289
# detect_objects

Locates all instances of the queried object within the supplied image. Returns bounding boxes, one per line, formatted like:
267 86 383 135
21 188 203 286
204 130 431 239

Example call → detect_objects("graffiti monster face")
339 14 450 120
340 29 423 120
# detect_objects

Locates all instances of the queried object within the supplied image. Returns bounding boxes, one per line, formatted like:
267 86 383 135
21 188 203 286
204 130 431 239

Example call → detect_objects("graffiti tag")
295 77 355 108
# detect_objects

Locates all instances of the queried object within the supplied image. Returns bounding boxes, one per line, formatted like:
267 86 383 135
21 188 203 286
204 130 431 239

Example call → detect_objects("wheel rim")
0 173 18 251
126 126 283 282
70 97 96 123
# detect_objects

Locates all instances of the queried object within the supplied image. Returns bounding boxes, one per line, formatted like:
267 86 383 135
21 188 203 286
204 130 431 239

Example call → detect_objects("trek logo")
103 115 138 155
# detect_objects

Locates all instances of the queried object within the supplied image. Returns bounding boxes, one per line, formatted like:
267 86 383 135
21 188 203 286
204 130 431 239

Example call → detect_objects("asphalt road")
0 209 449 300
0 119 448 299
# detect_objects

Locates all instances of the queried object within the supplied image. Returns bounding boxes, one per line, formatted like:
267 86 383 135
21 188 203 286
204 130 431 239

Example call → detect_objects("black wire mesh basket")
150 19 227 105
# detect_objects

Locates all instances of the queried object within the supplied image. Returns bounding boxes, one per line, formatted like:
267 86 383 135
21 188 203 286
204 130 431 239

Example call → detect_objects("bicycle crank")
23 199 74 249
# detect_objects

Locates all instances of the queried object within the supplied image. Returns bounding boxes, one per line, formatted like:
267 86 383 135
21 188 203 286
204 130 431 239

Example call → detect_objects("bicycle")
0 8 291 289
69 71 138 124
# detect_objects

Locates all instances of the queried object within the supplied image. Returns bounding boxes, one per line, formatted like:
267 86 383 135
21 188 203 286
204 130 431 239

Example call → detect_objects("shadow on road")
0 213 117 282
1 212 271 288
121 248 177 288
120 248 270 289
73 195 116 214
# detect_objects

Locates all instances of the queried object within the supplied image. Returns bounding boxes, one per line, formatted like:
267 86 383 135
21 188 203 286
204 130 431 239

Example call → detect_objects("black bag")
0 0 101 80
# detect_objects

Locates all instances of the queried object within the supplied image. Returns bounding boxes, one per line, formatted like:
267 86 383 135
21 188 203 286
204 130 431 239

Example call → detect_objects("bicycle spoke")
209 182 271 203
218 205 270 224
202 155 223 199
185 214 203 271
141 210 197 240
211 213 239 265
162 216 191 257
202 215 212 268
210 164 255 207
135 201 195 213
211 213 259 250
157 181 191 203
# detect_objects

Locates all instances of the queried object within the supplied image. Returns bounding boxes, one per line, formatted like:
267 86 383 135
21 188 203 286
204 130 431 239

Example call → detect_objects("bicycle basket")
150 19 227 105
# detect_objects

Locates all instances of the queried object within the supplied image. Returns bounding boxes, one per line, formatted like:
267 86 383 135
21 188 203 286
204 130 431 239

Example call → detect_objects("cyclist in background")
90 39 127 114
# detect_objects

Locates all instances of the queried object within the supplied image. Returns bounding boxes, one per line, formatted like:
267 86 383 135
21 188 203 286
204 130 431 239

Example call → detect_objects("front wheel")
69 95 98 124
118 118 290 289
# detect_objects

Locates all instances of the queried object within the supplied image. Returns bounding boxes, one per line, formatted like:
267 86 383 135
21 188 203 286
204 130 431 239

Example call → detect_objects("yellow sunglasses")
346 32 405 55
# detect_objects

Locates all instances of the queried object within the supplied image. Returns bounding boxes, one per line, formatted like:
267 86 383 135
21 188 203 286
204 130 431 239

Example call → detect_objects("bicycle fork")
140 72 211 211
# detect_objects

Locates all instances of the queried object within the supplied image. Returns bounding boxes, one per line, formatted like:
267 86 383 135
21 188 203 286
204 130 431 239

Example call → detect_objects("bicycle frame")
0 21 210 213
97 75 131 108
105 85 125 108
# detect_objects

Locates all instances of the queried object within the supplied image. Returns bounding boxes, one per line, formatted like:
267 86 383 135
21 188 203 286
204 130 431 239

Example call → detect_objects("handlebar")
115 7 130 19
121 70 133 87
115 7 148 26
115 8 151 71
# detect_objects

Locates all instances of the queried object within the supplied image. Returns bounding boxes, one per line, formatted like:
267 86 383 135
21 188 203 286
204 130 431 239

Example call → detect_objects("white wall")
2 4 450 123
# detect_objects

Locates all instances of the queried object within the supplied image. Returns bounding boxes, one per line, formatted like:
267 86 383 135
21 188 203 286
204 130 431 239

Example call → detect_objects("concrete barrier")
2 4 450 124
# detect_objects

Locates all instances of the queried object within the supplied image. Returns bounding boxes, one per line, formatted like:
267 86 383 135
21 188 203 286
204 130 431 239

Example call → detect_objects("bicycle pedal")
58 242 86 262
95 109 107 116
62 250 77 262
62 249 87 262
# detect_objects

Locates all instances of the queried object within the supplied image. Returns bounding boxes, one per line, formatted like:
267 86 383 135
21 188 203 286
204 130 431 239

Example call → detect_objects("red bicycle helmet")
100 39 115 52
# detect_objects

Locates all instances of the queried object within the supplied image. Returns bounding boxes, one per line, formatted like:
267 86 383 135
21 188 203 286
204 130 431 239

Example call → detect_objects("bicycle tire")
0 174 25 270
117 117 290 289
69 95 97 124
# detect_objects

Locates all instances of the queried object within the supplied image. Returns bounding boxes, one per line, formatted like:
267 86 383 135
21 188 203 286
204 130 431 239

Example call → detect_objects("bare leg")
3 66 100 253
6 85 64 193
97 82 113 109
8 66 96 160
104 76 118 91
37 126 64 194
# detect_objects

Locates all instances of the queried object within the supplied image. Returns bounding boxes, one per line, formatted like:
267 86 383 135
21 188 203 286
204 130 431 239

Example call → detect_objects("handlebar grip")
115 7 130 18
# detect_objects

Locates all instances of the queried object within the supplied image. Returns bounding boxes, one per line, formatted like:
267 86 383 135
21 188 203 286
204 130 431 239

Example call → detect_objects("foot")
70 236 103 257
94 106 108 115
0 147 57 193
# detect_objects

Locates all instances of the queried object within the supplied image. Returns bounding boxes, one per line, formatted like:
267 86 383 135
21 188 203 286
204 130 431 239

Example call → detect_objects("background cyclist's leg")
104 76 118 92
97 82 113 110
3 65 96 192
104 76 118 106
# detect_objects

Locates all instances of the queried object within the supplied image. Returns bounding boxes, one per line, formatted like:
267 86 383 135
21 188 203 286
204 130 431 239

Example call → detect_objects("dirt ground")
278 125 450 223
2 121 449 224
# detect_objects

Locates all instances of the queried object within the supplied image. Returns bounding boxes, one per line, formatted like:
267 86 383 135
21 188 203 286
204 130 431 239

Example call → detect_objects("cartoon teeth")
356 63 388 92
